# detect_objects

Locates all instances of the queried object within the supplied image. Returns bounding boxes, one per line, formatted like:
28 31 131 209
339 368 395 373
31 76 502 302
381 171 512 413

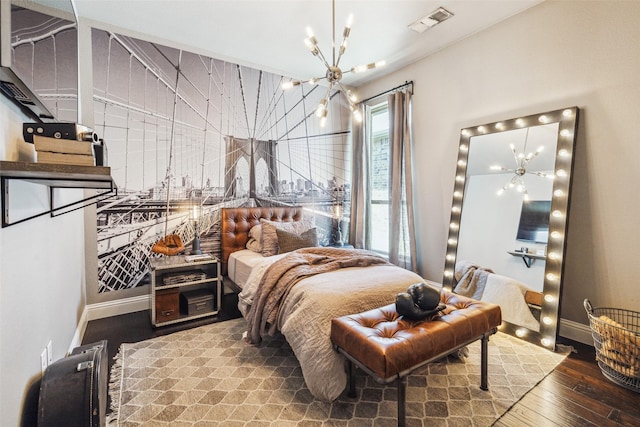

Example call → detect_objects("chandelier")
492 128 553 200
282 0 385 127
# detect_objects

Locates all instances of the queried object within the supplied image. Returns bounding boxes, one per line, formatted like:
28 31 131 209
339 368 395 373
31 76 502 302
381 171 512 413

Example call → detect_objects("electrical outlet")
47 340 53 365
40 348 48 375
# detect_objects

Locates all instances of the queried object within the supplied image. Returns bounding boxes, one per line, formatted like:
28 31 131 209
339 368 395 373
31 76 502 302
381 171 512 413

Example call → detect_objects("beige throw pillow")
246 238 262 253
260 217 314 257
246 224 263 253
276 227 318 254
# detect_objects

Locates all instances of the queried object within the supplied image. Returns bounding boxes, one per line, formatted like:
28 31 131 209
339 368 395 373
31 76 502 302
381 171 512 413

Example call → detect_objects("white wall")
358 0 640 325
0 100 86 426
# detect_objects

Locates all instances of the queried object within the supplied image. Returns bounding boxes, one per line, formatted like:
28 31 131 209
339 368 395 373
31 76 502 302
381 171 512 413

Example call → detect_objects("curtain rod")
358 80 414 104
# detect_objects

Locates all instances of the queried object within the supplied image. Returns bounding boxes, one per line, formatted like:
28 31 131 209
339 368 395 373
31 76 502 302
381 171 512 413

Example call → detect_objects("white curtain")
349 104 370 250
349 89 417 272
388 90 417 271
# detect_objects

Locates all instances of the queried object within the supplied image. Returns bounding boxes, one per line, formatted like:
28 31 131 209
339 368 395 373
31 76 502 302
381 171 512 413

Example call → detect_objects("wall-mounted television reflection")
516 200 551 244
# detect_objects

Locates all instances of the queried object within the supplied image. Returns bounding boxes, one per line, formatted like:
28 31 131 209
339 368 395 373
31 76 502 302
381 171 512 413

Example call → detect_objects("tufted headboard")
220 206 304 276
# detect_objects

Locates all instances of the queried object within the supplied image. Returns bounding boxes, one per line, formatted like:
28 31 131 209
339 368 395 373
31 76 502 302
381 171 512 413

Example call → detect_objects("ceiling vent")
408 7 454 33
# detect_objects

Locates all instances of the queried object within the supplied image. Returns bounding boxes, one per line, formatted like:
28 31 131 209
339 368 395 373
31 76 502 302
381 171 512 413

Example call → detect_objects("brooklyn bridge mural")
91 30 352 293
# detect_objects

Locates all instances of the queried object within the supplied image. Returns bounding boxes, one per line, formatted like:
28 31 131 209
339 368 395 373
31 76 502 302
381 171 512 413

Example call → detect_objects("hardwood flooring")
494 339 640 426
83 297 640 426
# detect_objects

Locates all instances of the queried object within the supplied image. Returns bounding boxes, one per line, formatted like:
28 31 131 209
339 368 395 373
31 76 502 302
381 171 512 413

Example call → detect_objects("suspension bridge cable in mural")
164 49 183 236
146 47 187 256
201 57 214 190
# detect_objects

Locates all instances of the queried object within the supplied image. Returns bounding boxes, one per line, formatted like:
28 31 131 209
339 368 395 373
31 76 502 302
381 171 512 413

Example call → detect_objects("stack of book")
34 135 95 166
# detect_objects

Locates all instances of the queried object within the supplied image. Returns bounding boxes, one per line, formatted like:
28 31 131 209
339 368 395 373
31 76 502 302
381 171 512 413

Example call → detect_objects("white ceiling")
59 0 542 87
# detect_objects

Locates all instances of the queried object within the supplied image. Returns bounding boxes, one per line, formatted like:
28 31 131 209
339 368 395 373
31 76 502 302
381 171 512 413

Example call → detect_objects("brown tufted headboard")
220 206 304 276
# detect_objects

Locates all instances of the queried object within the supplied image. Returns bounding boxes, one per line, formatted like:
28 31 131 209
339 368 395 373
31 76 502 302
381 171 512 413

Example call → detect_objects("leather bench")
330 290 502 427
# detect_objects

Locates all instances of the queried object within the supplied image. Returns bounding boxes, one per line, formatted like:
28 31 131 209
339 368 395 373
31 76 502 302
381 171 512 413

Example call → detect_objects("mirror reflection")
443 107 579 349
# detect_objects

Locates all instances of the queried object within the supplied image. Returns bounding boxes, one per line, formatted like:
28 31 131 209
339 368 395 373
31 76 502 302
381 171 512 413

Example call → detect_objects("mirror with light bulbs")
442 107 579 350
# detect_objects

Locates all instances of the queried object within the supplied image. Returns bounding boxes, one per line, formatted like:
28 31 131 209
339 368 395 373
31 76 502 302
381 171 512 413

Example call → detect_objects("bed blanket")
453 260 494 300
242 247 427 401
245 247 391 344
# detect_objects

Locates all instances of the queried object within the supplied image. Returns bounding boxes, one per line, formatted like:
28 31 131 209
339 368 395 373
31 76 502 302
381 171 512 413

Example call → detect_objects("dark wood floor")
83 297 640 426
495 338 640 426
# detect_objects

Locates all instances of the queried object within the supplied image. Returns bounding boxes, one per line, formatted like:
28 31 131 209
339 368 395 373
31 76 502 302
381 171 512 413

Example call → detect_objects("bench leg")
397 376 406 427
480 333 489 391
347 360 356 398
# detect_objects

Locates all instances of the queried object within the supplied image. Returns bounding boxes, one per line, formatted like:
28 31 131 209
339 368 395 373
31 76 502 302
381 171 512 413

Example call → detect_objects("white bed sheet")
228 249 268 289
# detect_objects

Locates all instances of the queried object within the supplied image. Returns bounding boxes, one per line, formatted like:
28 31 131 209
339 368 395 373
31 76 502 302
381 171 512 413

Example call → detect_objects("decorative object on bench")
584 299 640 392
331 291 502 427
395 282 445 320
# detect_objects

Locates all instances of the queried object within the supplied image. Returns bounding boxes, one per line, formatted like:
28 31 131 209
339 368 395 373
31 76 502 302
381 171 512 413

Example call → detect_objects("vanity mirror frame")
443 107 579 350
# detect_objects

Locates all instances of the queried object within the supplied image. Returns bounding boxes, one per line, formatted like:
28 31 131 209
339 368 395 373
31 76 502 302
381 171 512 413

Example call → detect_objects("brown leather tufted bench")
331 290 502 427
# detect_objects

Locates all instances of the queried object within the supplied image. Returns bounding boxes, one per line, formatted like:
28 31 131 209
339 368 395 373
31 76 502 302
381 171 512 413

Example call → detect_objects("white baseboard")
71 295 150 352
559 317 593 345
87 295 150 321
68 305 89 354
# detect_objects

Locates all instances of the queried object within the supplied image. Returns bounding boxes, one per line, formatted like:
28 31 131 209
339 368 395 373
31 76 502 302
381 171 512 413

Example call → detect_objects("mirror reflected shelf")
443 107 579 350
507 250 546 268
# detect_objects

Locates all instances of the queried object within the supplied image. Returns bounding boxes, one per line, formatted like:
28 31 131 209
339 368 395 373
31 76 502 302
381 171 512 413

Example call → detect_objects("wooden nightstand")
149 254 221 327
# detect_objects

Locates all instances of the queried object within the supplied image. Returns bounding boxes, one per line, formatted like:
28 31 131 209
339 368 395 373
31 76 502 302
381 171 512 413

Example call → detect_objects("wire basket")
584 299 640 393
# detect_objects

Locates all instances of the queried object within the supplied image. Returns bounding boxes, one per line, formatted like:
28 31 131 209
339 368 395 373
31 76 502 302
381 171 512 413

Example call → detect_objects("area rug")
107 318 567 426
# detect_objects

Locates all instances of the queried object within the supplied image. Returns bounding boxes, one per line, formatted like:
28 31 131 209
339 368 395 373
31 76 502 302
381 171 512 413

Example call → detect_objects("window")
368 102 390 254
366 101 412 261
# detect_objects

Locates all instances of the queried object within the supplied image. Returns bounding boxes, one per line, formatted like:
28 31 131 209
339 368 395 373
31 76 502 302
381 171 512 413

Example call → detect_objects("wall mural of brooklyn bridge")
91 29 353 293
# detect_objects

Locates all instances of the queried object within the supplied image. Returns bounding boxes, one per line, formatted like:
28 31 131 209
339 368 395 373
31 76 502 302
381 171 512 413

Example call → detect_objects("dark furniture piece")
38 340 108 427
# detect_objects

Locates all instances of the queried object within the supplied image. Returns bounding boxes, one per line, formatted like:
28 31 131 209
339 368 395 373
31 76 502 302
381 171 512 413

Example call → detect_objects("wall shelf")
507 250 546 268
0 160 116 228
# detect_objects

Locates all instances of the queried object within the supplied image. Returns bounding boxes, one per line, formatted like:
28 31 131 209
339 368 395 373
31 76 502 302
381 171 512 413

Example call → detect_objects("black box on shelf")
180 289 215 316
23 122 97 143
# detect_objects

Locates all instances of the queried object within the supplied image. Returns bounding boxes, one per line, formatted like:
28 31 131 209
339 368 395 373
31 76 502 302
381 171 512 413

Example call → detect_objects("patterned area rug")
108 318 567 426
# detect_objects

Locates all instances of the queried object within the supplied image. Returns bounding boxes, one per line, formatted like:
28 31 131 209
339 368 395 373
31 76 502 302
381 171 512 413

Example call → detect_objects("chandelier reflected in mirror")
282 0 385 126
492 128 554 201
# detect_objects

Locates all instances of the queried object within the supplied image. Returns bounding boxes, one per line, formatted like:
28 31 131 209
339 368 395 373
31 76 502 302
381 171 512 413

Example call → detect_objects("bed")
220 206 428 401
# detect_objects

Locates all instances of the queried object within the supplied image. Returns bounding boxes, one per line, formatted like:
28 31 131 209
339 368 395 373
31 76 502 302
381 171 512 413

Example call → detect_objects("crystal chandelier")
282 0 385 127
492 128 554 201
